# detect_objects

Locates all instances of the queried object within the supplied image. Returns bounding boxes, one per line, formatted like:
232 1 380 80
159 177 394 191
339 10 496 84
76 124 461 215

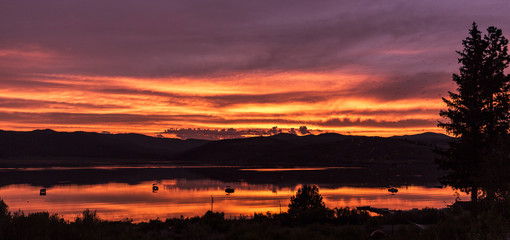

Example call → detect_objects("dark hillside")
174 133 452 166
391 132 453 148
0 129 207 160
0 130 452 168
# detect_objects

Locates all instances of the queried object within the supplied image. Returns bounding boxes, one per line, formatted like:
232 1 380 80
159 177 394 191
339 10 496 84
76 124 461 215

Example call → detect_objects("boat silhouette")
225 186 234 194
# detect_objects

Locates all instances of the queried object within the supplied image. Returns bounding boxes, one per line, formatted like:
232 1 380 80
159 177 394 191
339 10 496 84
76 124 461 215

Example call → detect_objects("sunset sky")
1 0 509 137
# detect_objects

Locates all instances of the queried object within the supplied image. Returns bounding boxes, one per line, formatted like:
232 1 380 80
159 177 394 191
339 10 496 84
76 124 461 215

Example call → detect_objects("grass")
1 199 509 239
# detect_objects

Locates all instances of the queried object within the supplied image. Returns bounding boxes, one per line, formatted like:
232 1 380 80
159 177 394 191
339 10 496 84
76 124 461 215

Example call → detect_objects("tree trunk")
471 185 478 216
471 185 477 202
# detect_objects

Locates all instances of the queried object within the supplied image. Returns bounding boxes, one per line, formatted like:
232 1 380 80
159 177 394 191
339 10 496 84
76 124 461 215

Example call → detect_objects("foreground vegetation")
2 198 510 240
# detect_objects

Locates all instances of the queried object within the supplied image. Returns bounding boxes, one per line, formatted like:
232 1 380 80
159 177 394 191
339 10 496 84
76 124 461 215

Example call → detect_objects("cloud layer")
1 0 509 136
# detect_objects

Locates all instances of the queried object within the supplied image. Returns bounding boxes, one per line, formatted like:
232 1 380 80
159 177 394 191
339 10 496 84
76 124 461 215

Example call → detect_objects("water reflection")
0 165 240 172
0 178 466 222
238 167 363 172
0 164 442 190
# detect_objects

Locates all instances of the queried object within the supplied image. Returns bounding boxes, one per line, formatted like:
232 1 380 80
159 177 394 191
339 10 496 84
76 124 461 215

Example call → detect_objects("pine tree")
480 26 510 201
438 22 510 203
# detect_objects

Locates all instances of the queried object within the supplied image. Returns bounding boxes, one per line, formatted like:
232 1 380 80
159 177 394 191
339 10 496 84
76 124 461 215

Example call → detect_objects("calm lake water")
0 165 467 222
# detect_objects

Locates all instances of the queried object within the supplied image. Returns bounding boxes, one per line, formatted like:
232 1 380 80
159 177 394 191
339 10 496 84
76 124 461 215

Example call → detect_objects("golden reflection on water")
239 167 363 172
0 180 466 222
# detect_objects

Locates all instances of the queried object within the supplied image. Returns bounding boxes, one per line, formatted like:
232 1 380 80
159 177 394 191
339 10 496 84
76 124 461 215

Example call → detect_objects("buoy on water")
388 187 398 194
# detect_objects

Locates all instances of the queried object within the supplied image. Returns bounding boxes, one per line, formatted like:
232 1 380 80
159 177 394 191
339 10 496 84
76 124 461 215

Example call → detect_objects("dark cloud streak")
0 97 127 110
0 111 437 129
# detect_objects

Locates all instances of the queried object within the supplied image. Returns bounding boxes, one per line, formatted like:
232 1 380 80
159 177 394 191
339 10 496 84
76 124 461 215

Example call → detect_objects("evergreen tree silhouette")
438 22 510 204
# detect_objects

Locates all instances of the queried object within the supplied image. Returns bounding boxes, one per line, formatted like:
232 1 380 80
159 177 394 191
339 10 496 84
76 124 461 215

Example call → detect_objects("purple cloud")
1 0 509 77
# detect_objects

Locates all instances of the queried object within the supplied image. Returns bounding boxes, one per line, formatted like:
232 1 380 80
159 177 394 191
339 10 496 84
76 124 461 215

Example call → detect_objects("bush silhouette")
75 209 100 226
0 199 8 218
288 185 332 221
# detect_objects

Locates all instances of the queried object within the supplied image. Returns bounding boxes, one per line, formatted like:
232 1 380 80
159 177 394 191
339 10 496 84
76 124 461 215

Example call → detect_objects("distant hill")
0 129 453 167
0 129 207 160
391 132 453 148
174 132 454 166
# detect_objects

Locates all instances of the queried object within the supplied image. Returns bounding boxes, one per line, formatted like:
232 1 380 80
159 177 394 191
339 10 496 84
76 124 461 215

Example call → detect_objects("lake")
0 165 467 222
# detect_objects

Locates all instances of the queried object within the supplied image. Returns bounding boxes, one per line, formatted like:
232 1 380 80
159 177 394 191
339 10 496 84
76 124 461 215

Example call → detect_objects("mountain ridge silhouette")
0 129 452 167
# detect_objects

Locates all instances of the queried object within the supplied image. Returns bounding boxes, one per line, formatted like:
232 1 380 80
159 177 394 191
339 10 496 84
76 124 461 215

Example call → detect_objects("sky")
1 0 509 137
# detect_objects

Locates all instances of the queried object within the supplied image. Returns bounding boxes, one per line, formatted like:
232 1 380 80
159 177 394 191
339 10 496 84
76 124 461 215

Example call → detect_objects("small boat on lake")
225 186 235 194
152 184 159 192
388 187 398 194
40 189 46 196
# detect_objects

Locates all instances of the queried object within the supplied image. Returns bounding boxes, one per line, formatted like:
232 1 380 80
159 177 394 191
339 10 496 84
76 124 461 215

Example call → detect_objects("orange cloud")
0 71 450 136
